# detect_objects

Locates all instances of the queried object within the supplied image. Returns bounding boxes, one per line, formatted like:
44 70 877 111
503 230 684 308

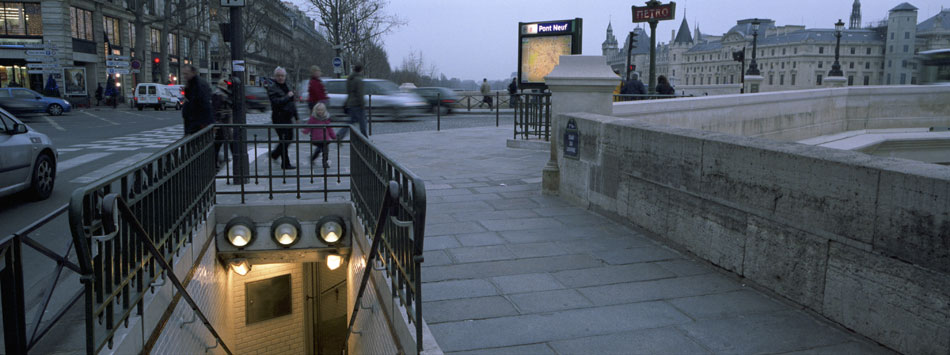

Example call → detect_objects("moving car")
412 87 460 115
0 88 71 116
245 86 269 111
162 87 183 110
296 78 428 119
134 83 177 110
0 107 57 200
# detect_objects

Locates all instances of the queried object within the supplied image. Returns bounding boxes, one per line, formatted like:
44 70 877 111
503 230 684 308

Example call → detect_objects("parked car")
0 107 57 200
133 83 177 111
0 88 71 116
296 78 428 119
245 86 269 111
412 87 460 115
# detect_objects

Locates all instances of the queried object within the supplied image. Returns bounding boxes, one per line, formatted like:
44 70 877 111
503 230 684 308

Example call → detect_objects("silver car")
0 108 57 200
297 78 428 119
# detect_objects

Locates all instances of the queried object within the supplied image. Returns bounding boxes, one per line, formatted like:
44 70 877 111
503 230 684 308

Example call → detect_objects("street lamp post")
746 19 761 76
828 19 845 77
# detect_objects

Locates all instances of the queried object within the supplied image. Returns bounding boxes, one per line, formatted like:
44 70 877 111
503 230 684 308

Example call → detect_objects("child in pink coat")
301 103 337 168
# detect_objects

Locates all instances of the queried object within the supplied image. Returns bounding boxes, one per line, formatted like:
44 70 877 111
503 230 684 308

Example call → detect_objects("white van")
134 83 177 111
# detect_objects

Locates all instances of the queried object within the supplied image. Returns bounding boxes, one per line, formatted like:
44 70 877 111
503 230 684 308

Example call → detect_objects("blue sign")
564 118 579 159
332 57 343 67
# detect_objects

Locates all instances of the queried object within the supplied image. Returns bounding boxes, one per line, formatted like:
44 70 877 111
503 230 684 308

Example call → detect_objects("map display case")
517 18 583 89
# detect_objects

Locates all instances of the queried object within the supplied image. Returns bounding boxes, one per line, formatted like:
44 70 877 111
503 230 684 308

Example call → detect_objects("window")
848 76 854 86
886 73 891 84
128 23 136 51
103 16 120 45
911 76 917 84
168 33 178 56
865 62 870 69
817 74 823 85
730 75 734 83
819 47 824 54
780 74 784 85
889 45 893 53
768 74 773 85
866 48 871 55
850 47 855 55
900 73 906 84
794 47 798 54
0 3 42 36
904 32 910 39
198 40 207 61
888 60 892 68
791 74 796 85
793 62 796 69
903 45 908 53
182 37 190 58
771 49 775 56
150 28 161 52
781 62 785 69
890 32 894 39
902 60 907 68
849 62 854 69
863 76 869 85
12 89 35 98
782 48 786 55
673 54 676 60
819 61 823 68
70 7 94 41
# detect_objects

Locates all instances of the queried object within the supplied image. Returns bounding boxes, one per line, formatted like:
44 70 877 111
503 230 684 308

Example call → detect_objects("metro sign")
632 1 676 23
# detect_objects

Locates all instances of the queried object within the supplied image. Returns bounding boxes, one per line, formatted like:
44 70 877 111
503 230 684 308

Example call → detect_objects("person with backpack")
480 78 493 109
507 78 518 108
301 102 337 169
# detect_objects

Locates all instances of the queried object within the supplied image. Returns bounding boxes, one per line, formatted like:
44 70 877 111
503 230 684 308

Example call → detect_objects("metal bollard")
368 94 372 136
436 92 441 131
495 92 499 127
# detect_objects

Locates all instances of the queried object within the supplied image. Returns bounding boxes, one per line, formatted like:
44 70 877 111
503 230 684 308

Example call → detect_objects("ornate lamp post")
828 19 845 77
746 19 761 76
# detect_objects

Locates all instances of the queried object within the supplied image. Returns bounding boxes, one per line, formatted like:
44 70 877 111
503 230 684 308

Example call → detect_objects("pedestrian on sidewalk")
307 65 329 112
267 66 298 170
337 64 366 140
480 78 493 109
302 102 337 169
656 75 675 96
181 64 214 137
212 79 233 169
95 83 103 106
507 78 518 108
621 72 646 101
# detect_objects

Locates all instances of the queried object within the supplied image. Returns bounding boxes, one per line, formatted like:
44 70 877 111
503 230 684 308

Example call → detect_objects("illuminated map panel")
520 35 573 84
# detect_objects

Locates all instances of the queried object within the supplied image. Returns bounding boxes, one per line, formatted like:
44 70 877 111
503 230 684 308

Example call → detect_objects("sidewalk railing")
613 93 694 101
513 93 552 141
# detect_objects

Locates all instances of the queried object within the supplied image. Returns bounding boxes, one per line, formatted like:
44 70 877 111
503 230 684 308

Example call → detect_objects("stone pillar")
824 76 847 88
743 75 764 93
541 55 621 195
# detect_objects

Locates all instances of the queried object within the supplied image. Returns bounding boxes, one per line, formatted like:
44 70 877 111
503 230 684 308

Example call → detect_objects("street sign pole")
229 3 248 184
632 0 675 94
648 20 657 93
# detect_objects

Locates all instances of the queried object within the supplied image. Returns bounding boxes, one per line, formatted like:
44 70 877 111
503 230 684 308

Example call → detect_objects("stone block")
423 296 518 324
508 289 593 314
425 221 485 236
423 279 498 302
450 343 556 355
490 273 564 294
451 209 537 222
822 242 950 355
454 232 507 247
423 236 460 251
614 176 670 239
742 215 829 311
448 245 516 264
667 289 787 320
479 217 562 232
871 165 950 273
664 190 748 273
678 310 849 354
421 254 603 283
549 327 708 355
552 263 676 288
579 273 743 306
595 245 680 265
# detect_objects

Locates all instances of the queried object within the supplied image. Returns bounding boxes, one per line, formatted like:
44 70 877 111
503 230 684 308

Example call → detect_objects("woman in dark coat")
267 67 298 170
656 75 675 96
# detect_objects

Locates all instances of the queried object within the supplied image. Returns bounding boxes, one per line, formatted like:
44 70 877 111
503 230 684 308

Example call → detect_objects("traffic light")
153 57 160 64
630 31 638 47
628 65 636 72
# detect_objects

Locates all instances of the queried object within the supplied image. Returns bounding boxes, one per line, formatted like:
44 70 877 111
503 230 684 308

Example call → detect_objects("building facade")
603 1 950 94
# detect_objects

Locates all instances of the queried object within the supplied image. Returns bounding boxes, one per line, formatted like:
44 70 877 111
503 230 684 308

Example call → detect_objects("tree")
300 0 404 76
390 49 437 86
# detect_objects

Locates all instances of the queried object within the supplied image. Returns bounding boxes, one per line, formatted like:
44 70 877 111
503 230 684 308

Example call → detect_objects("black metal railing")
513 92 552 141
214 123 352 203
349 131 427 353
1 205 83 354
68 126 218 354
612 93 694 101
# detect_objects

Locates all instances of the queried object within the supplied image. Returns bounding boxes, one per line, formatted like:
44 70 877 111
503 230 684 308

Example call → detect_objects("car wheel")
154 105 161 111
437 105 450 116
137 104 144 111
48 103 63 116
176 102 182 110
29 154 55 200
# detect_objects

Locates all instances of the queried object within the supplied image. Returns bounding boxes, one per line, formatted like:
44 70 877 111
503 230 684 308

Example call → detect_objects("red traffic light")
226 81 232 86
153 58 160 64
628 65 635 71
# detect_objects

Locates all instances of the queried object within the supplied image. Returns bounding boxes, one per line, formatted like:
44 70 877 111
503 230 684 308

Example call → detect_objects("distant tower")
602 21 619 55
850 0 862 29
669 17 693 86
884 2 919 85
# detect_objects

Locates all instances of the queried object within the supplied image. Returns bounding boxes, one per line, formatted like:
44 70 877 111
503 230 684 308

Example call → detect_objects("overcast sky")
292 0 948 81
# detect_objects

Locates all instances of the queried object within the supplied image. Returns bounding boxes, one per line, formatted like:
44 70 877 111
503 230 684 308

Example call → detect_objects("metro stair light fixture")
326 253 343 271
225 216 255 249
316 215 346 246
229 258 251 276
271 217 302 247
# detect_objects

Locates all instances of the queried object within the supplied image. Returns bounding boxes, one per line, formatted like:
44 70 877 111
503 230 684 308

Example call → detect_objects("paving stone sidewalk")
366 126 893 355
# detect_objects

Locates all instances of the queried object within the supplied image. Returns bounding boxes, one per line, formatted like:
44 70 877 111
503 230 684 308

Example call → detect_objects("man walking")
507 78 518 108
338 64 366 139
480 78 492 109
307 65 329 111
181 65 213 136
621 72 646 101
267 67 298 170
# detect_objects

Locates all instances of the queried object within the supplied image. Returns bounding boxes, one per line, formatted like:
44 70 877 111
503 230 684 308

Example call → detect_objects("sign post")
332 57 343 75
631 0 675 94
226 0 249 184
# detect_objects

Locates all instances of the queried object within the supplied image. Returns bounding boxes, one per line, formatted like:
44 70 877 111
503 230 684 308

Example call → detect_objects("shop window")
150 28 161 52
128 23 135 50
70 7 94 41
103 16 120 45
168 33 178 56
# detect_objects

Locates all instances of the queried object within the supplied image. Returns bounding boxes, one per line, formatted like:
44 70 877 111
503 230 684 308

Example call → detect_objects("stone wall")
611 85 950 141
673 84 743 97
554 112 950 355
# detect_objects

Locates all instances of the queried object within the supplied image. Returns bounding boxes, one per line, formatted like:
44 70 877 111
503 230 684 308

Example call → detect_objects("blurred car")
134 83 177 111
161 87 183 110
412 87 459 115
297 78 428 119
0 88 71 116
0 107 57 200
245 86 269 111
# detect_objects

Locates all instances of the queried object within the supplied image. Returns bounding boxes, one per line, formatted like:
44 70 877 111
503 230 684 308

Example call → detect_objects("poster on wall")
63 67 86 96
